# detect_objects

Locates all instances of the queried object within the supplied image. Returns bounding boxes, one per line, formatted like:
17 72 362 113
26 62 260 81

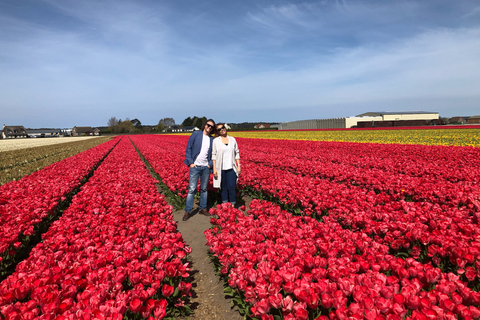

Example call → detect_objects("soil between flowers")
173 201 249 320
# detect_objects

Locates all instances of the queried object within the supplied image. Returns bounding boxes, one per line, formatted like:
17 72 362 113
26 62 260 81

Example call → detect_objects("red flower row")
130 135 190 198
205 200 480 319
238 138 480 211
240 159 480 284
0 137 192 319
130 135 217 200
0 138 119 260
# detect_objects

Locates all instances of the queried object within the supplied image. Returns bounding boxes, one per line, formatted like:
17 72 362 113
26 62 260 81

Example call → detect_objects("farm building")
449 116 469 124
169 126 199 132
72 126 100 136
467 115 480 124
278 111 440 130
1 125 28 139
356 111 439 121
26 129 61 138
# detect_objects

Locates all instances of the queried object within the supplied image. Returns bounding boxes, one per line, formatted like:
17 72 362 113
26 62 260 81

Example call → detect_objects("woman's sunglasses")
217 126 226 131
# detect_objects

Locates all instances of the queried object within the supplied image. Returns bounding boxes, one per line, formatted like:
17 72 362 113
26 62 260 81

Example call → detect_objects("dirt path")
172 199 250 320
139 143 248 319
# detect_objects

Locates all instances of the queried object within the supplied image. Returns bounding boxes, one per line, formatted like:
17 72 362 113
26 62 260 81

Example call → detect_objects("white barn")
278 111 439 130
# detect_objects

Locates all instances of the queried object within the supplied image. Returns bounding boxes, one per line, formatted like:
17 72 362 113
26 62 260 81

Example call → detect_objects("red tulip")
252 298 270 316
293 302 308 320
153 305 166 319
161 284 174 298
129 298 142 313
282 295 294 313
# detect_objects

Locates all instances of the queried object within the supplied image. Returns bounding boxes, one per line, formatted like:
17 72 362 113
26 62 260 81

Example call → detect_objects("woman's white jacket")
212 135 240 189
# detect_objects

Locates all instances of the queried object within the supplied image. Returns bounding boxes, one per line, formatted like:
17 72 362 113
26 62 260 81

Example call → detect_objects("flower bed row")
240 159 480 286
130 135 189 199
0 137 192 319
237 138 480 210
129 135 218 208
205 200 480 319
0 137 119 278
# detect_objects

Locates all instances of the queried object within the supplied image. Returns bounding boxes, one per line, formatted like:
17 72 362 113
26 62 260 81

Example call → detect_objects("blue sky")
1 0 479 128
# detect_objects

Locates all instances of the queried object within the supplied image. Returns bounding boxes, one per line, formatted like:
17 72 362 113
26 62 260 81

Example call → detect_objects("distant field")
229 127 480 147
0 136 112 185
170 127 480 147
0 136 103 152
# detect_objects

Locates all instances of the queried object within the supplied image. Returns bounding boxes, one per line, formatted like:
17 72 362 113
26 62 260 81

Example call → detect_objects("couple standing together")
182 119 241 221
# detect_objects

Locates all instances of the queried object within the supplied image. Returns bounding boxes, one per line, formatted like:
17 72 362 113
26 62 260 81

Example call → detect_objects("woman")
212 123 241 206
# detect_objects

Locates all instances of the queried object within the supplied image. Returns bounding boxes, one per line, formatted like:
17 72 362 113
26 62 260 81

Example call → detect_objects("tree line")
106 117 176 133
106 116 273 133
106 116 207 133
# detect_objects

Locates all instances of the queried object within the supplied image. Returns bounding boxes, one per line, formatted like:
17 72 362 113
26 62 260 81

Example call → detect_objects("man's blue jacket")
184 131 213 167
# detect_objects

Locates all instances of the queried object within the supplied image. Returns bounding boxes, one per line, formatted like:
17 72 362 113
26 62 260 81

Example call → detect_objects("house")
467 115 480 124
254 124 271 129
449 116 468 124
169 126 199 132
72 126 100 136
182 126 199 132
1 125 28 139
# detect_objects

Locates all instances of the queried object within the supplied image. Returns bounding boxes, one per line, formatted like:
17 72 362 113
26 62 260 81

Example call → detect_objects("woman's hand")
213 169 218 178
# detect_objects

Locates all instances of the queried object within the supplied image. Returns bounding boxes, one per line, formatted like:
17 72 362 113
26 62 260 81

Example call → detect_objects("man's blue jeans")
185 165 210 213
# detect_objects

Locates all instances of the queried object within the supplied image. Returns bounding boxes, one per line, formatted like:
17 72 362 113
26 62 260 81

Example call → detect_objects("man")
183 119 215 221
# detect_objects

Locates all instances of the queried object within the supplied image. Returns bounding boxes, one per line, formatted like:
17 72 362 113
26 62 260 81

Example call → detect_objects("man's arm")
184 132 196 166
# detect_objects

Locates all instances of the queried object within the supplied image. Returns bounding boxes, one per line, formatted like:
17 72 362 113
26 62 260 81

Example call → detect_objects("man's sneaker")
182 211 191 221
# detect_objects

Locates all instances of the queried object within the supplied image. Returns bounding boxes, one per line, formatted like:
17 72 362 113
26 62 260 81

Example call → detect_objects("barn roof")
2 126 27 133
356 111 438 117
74 126 94 133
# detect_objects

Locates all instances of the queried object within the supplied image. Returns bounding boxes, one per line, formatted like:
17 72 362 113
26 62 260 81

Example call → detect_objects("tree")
195 117 207 128
107 117 118 129
182 117 193 127
116 119 135 133
158 117 175 127
182 116 207 128
155 122 165 132
191 117 201 128
131 118 142 129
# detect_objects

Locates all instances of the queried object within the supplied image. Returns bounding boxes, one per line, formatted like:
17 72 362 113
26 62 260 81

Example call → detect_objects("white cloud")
157 25 480 119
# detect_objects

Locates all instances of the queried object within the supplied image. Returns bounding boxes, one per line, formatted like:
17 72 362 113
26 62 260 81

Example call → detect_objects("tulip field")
0 137 192 319
1 127 480 319
230 126 480 147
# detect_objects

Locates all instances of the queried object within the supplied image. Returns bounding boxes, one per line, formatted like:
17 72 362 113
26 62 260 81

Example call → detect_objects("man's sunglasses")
205 123 214 128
